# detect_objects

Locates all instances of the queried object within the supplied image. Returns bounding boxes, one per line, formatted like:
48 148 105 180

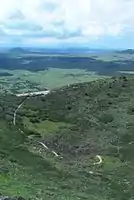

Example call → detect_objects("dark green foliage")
98 113 114 123
1 76 134 199
127 106 134 115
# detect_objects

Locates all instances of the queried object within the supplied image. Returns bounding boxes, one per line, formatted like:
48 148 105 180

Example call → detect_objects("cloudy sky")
0 0 134 48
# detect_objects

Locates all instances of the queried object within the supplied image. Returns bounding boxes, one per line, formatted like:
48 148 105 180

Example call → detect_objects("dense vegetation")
0 76 134 199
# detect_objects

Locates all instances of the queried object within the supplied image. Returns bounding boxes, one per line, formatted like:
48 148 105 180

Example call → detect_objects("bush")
99 113 114 124
127 106 134 115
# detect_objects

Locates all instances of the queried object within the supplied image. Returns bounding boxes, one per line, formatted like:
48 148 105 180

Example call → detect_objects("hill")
117 49 134 54
1 76 134 199
9 47 29 54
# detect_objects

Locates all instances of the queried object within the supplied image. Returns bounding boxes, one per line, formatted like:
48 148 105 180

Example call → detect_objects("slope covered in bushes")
1 76 134 199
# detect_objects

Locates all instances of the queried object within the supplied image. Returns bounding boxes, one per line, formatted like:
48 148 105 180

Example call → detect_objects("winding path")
94 155 102 165
13 101 25 126
37 141 61 157
13 91 103 164
13 93 62 158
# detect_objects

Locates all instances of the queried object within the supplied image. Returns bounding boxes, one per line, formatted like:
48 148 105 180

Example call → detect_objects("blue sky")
0 0 134 48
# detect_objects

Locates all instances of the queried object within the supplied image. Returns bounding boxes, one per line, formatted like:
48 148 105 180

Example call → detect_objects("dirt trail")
13 93 102 164
13 101 25 126
13 94 61 158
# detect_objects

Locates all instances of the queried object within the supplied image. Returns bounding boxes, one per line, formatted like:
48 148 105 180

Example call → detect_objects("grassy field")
90 52 134 61
0 68 107 93
23 117 69 137
1 50 134 95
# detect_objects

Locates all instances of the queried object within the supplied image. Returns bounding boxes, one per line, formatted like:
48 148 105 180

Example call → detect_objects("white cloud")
0 0 134 46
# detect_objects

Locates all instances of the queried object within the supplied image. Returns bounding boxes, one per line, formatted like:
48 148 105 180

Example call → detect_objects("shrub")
99 113 114 124
127 106 134 115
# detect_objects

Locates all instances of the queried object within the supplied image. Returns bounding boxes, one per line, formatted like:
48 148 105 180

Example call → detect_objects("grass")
0 68 107 93
23 118 69 137
1 76 134 199
1 51 134 95
0 122 73 199
90 52 134 61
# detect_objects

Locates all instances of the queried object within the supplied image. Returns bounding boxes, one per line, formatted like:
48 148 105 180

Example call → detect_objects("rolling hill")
0 76 134 199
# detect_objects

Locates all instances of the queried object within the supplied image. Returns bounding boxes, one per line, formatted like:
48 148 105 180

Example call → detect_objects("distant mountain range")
9 47 30 54
116 49 134 54
121 49 134 54
29 48 113 54
7 47 114 55
7 47 134 55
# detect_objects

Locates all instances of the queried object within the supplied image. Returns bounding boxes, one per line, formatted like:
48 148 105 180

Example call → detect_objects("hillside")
1 76 134 199
119 49 134 54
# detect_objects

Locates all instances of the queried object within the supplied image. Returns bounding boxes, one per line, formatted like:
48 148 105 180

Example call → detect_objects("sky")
0 0 134 48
